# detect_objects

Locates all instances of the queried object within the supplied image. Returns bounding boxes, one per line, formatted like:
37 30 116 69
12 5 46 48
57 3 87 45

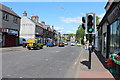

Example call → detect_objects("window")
3 12 9 21
110 17 120 54
13 17 18 23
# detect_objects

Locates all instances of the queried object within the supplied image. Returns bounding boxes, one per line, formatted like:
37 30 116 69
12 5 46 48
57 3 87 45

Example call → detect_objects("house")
0 3 21 47
20 11 44 44
20 11 59 45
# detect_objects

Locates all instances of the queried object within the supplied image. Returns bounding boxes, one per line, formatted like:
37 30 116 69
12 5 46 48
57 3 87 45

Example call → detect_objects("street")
2 44 82 78
1 1 120 79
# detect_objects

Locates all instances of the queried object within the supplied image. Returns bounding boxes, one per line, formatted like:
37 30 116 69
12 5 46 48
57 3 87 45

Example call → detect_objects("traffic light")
82 17 85 30
85 13 96 34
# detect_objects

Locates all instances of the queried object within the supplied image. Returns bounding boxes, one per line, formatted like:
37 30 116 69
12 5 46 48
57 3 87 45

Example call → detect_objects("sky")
2 2 107 34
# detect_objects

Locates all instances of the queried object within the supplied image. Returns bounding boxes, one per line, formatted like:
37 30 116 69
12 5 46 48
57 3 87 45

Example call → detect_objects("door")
5 34 16 47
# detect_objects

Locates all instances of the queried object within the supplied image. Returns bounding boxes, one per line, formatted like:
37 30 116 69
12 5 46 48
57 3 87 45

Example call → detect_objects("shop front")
2 29 19 47
109 17 120 55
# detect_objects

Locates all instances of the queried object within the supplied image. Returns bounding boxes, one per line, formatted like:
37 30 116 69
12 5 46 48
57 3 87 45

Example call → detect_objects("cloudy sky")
2 2 107 34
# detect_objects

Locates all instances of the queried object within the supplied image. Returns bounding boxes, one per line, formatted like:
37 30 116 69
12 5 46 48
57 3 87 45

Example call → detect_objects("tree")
75 25 85 44
62 37 68 41
96 16 100 25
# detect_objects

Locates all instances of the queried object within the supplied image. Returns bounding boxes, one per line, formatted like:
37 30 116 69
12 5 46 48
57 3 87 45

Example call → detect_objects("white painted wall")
20 17 35 40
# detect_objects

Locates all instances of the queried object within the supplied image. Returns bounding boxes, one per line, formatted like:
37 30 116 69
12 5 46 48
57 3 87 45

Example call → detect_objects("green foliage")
75 25 85 41
96 16 100 25
62 37 68 41
68 34 75 37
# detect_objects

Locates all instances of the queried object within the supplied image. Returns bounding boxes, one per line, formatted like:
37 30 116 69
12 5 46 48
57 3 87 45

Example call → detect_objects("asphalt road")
2 44 82 78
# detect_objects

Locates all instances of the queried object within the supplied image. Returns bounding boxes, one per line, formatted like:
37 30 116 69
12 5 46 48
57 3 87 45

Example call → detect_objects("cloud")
60 17 82 24
65 30 76 34
80 12 85 16
54 25 64 30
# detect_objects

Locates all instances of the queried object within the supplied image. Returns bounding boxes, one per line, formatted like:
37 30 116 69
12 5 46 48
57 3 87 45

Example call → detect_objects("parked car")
59 42 65 47
27 39 43 50
46 41 54 47
76 43 81 46
71 41 76 46
64 42 68 45
19 38 28 48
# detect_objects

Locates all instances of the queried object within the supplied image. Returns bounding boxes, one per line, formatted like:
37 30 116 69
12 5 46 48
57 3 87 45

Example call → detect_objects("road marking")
73 48 84 66
7 75 11 77
74 62 77 65
59 68 62 71
49 67 52 69
80 59 87 62
45 59 48 61
56 51 59 52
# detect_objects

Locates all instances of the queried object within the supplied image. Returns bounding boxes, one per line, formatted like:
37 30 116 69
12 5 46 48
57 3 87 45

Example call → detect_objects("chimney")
31 15 39 22
23 11 27 16
41 21 45 25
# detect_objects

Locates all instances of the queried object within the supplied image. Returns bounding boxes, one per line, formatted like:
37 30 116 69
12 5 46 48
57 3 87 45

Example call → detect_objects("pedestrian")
85 43 89 50
91 42 94 52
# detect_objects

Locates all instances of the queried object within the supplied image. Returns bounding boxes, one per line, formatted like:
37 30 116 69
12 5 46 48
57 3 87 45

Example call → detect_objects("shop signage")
8 30 18 35
2 29 8 33
108 4 120 24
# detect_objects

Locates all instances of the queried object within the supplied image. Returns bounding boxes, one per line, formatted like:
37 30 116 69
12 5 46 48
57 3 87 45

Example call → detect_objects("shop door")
5 34 16 46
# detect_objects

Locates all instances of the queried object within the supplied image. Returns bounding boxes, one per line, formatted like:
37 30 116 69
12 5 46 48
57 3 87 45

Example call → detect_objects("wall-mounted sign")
2 29 8 33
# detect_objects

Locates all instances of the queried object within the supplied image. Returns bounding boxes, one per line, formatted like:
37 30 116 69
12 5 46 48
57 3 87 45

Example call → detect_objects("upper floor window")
3 12 9 21
13 17 18 24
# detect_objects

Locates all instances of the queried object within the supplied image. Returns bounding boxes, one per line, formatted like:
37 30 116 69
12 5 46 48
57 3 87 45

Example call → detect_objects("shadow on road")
94 51 108 69
80 61 90 68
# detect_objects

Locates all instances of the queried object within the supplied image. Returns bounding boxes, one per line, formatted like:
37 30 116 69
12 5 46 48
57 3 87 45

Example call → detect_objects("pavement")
74 47 116 79
1 45 117 79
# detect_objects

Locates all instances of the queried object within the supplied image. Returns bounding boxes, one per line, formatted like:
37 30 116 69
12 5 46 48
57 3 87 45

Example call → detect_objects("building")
99 0 120 59
20 11 59 45
0 3 21 47
20 11 44 44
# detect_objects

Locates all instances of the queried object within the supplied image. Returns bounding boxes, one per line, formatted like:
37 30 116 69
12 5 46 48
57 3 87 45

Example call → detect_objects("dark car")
59 42 65 47
46 41 54 47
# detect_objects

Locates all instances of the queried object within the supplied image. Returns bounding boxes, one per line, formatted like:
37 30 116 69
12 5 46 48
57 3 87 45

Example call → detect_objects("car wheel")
40 46 43 49
36 46 40 50
27 47 31 50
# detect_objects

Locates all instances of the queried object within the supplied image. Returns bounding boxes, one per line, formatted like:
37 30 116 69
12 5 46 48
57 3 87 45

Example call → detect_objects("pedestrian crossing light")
85 13 96 34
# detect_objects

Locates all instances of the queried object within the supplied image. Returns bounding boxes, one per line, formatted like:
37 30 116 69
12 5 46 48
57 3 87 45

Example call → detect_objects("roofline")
99 2 118 27
0 9 21 19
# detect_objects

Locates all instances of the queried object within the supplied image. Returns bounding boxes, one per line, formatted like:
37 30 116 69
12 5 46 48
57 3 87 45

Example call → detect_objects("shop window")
3 12 9 21
110 17 120 54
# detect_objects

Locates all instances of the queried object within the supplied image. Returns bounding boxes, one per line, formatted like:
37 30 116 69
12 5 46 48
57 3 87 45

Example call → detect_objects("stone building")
0 3 21 47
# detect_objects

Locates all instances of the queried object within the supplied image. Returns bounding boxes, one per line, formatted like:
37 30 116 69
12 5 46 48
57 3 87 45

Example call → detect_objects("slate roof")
0 3 20 18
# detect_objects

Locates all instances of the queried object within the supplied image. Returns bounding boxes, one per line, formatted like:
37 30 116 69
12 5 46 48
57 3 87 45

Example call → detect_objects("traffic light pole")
88 34 92 69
